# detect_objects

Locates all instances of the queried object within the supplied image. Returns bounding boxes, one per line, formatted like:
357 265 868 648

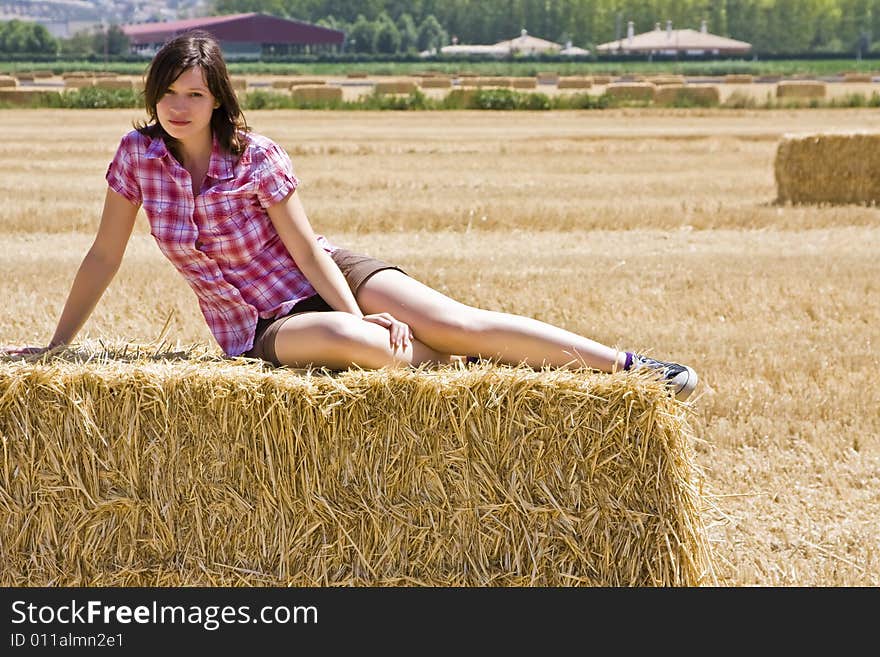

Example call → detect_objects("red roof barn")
122 13 346 59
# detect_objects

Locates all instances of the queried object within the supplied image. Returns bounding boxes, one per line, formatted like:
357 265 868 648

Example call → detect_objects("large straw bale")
776 80 826 98
557 76 592 89
291 85 342 102
0 346 714 587
0 75 17 88
654 85 720 106
592 75 613 85
289 78 326 87
0 89 60 106
271 79 293 89
774 131 880 205
14 73 34 82
374 80 418 94
61 71 90 79
724 74 753 83
65 77 96 88
419 77 452 88
842 73 873 83
460 77 512 88
95 78 133 90
536 71 559 84
511 77 537 89
230 76 248 90
647 75 685 86
32 69 53 78
604 82 656 102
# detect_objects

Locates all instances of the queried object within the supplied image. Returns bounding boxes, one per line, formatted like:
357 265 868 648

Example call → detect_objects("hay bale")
511 77 537 89
346 71 368 78
230 76 248 90
0 89 60 106
95 78 133 90
654 85 720 106
724 74 754 84
289 78 326 87
419 77 452 88
32 69 53 78
591 75 613 85
291 85 342 103
536 71 559 84
61 71 90 79
774 131 880 205
0 348 714 587
271 79 292 89
557 76 592 89
374 80 418 94
0 75 18 88
605 82 656 102
14 73 34 82
843 73 873 83
65 77 96 88
776 81 826 98
648 75 686 86
461 77 512 88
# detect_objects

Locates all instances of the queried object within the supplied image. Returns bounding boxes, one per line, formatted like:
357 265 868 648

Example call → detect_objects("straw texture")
775 132 880 205
0 345 714 587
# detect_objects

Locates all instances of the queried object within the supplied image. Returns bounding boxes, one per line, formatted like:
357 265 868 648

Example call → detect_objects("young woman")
8 30 698 401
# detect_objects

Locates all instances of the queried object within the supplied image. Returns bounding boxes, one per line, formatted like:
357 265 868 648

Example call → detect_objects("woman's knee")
273 312 394 367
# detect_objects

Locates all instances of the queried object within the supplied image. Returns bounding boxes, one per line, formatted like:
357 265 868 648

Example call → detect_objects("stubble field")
1 107 878 586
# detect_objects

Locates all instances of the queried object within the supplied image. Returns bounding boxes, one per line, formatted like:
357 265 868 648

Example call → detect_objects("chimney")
666 20 672 39
627 21 634 44
700 19 707 33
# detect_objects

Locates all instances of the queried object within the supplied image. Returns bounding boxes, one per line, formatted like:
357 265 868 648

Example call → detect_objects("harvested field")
0 108 878 586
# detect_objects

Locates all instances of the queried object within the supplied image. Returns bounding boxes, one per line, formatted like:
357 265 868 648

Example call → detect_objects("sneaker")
630 355 698 402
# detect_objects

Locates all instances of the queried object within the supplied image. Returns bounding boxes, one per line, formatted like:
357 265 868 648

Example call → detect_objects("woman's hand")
361 313 414 353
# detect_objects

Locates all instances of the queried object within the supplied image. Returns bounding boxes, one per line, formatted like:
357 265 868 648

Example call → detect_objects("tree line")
213 0 880 55
3 1 880 56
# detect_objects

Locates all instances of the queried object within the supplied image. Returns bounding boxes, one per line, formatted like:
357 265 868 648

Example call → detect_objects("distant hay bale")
605 82 656 102
419 77 452 88
346 71 368 78
271 79 293 89
510 77 537 89
0 348 715 587
776 80 826 98
95 78 133 90
461 77 512 88
374 80 418 94
64 77 96 88
648 75 685 86
775 131 880 205
0 89 60 106
724 74 754 84
591 75 613 85
289 78 326 86
843 73 873 83
0 75 17 88
755 75 781 83
61 71 89 79
94 71 116 78
230 76 248 90
654 85 720 106
291 85 342 103
32 69 53 78
536 71 559 84
557 76 592 89
14 73 34 82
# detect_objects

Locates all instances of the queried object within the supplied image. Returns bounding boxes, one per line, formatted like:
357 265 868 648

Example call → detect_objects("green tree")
374 12 401 53
92 24 130 56
397 12 419 52
417 13 447 51
348 14 377 52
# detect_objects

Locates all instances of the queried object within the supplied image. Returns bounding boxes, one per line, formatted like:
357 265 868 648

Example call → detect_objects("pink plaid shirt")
106 129 336 356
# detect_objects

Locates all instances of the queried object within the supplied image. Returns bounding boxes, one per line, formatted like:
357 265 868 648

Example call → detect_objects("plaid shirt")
106 129 335 356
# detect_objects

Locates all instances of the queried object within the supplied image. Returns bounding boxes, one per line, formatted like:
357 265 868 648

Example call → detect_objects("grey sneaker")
631 355 698 402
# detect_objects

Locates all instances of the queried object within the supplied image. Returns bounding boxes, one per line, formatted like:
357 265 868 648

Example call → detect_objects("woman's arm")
266 190 412 350
48 187 139 347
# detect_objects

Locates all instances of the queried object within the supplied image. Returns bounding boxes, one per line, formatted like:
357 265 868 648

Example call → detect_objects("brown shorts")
244 248 406 366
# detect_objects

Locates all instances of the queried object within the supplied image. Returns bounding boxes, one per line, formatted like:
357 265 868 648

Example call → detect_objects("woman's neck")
177 132 213 171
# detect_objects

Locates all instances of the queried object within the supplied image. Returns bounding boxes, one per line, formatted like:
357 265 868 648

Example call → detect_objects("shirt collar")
144 132 237 182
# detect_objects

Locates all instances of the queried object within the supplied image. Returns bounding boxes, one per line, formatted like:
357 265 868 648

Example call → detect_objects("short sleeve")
255 141 300 208
105 134 142 205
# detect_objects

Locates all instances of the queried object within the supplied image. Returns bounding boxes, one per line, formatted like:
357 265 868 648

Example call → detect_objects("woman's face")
156 65 219 146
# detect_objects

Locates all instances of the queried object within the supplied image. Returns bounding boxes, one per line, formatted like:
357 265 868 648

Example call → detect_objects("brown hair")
135 29 248 159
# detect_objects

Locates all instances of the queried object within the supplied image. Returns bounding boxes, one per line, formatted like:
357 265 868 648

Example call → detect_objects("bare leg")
270 310 454 369
356 270 627 372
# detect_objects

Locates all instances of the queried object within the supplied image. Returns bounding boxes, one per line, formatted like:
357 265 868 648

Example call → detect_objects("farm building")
433 29 589 58
597 20 752 56
121 12 346 60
